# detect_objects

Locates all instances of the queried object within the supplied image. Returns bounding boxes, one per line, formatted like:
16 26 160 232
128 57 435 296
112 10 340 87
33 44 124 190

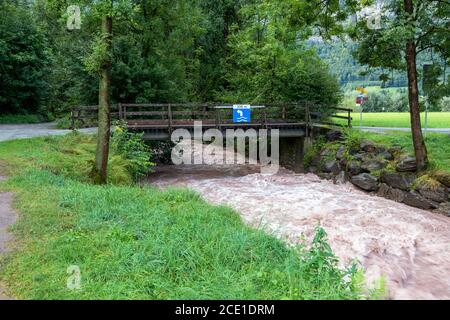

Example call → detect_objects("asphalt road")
0 122 97 142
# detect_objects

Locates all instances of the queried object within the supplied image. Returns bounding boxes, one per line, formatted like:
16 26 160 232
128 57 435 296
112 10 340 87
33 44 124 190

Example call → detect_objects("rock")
353 153 364 161
403 191 438 210
339 157 348 168
320 148 333 157
380 172 415 191
377 183 406 203
388 146 403 155
396 156 417 172
323 160 340 174
307 166 318 174
326 130 342 141
318 172 334 180
417 183 449 203
378 151 394 161
360 140 376 153
351 173 379 191
347 161 362 176
435 172 450 188
310 155 321 168
361 159 386 172
335 146 346 160
434 202 450 217
333 171 347 185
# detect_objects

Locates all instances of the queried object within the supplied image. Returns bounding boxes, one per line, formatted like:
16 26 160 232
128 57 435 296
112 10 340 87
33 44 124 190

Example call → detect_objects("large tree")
350 0 449 171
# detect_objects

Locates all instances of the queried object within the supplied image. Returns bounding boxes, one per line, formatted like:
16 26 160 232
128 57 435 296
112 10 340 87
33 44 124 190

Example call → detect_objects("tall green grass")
335 112 450 128
0 134 369 299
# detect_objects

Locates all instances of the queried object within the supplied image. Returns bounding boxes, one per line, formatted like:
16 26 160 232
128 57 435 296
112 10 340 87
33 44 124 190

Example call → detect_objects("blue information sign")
232 105 251 123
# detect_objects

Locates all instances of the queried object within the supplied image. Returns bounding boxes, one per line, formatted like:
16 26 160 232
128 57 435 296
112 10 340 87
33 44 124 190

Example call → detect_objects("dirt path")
0 175 16 300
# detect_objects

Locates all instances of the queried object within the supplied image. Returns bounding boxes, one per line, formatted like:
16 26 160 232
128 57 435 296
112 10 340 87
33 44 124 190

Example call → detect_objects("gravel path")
0 175 16 300
0 122 97 142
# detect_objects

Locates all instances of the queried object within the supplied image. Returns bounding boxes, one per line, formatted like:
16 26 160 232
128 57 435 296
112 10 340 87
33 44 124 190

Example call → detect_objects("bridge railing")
69 103 352 130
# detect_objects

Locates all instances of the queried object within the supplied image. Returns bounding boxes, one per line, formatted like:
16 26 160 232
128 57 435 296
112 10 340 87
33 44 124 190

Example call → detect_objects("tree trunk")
94 16 113 184
404 0 428 171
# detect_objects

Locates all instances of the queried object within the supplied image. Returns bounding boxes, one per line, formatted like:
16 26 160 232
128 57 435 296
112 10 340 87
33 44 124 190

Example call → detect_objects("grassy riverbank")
351 131 450 173
0 134 368 299
335 112 450 128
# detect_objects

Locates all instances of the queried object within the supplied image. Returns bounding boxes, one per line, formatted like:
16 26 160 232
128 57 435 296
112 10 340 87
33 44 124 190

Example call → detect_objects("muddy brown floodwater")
146 141 450 300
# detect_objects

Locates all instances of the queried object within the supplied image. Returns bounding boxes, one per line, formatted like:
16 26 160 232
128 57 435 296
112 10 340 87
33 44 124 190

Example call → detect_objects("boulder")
353 153 365 161
339 157 348 168
335 146 346 160
388 146 403 155
360 140 376 153
323 160 340 174
326 130 342 142
434 202 450 217
347 161 362 176
434 172 450 188
396 156 417 172
417 183 449 203
351 173 379 191
380 172 415 191
378 151 394 161
320 148 333 157
403 191 438 210
377 183 406 203
361 159 386 172
333 171 347 185
307 166 318 174
318 172 334 180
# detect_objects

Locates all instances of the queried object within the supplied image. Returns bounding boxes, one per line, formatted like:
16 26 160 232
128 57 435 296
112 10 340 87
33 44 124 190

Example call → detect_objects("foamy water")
147 141 450 300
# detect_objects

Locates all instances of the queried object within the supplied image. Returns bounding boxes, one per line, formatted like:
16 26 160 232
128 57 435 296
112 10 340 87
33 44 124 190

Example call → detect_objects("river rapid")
146 141 450 300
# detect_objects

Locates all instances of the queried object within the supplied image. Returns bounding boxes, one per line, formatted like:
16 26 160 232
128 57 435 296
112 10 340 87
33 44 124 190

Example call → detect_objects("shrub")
111 120 154 180
439 97 450 112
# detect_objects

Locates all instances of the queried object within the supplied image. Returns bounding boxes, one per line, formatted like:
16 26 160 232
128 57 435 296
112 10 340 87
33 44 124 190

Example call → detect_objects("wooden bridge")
70 103 352 140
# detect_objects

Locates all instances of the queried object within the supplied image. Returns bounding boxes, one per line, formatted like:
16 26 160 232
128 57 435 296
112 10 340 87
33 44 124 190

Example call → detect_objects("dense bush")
361 90 409 112
111 120 154 180
439 97 450 112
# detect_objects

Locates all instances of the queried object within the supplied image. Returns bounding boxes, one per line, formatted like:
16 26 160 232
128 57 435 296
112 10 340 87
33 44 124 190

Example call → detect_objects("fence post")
118 103 122 120
305 103 310 137
69 110 74 130
348 109 352 128
168 104 173 134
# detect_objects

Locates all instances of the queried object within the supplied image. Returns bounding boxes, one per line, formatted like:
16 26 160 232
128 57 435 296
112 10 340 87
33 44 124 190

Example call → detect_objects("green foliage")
0 114 52 124
0 1 50 114
84 33 112 76
222 1 341 104
303 136 326 168
361 90 409 112
111 120 154 180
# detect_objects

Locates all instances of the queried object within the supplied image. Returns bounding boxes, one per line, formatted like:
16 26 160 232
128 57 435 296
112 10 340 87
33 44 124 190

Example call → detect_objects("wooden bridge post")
348 109 352 128
168 104 173 134
118 102 122 120
305 103 310 137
